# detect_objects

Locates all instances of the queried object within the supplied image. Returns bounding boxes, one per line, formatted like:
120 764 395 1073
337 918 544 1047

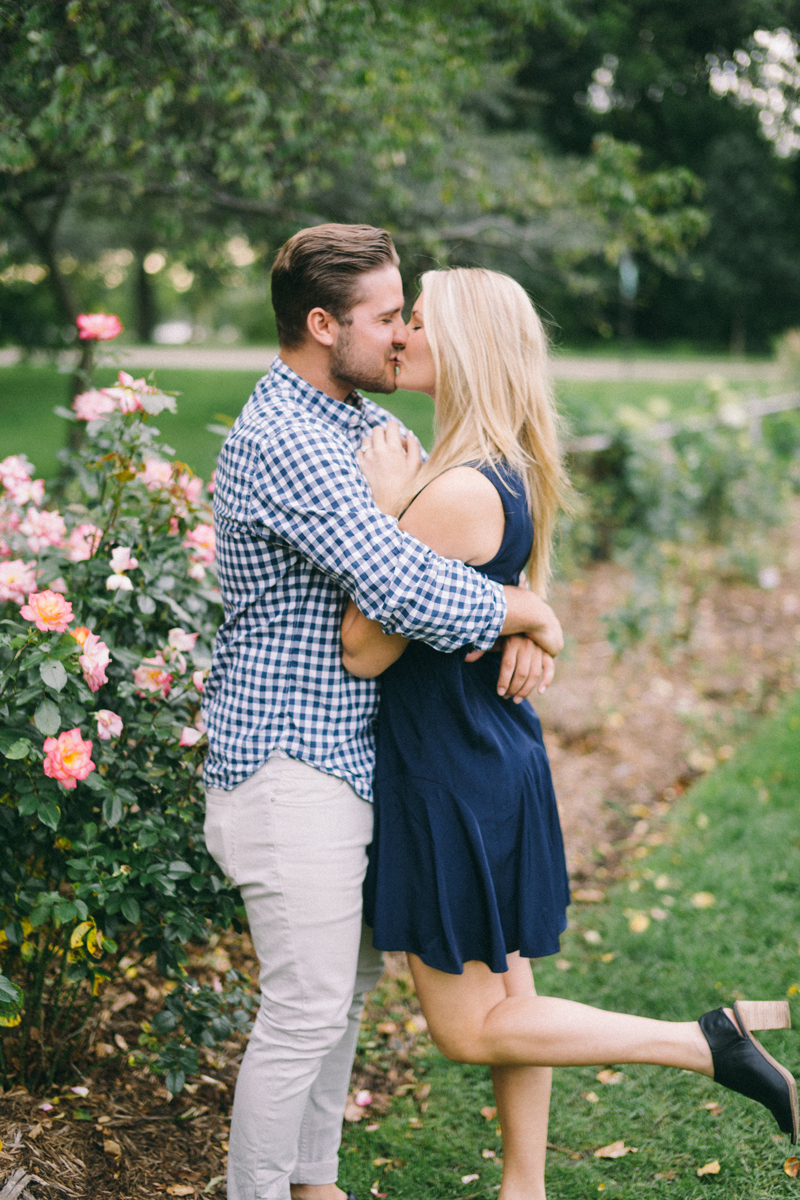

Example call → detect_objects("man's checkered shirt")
202 357 507 801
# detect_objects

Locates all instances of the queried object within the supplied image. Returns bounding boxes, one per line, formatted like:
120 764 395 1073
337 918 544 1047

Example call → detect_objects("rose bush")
0 315 250 1093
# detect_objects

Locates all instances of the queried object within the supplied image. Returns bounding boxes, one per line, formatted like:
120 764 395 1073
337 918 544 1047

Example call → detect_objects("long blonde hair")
401 267 571 596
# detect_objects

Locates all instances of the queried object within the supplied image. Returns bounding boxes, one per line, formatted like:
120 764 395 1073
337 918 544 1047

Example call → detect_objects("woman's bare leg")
490 954 551 1200
407 953 713 1074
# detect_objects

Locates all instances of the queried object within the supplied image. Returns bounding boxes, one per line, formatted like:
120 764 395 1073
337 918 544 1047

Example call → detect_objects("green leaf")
34 698 61 737
103 793 123 827
120 896 140 924
37 800 61 831
40 659 68 692
17 794 39 816
2 738 32 760
165 1068 186 1095
0 973 22 1005
167 860 193 877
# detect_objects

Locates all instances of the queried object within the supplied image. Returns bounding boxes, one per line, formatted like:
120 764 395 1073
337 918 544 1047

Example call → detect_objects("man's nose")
392 320 407 348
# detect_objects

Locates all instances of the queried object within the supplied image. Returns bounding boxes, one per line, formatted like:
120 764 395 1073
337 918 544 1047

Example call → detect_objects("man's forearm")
501 586 564 658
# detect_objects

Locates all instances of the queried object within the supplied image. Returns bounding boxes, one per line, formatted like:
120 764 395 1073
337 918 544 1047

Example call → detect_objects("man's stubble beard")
330 323 397 395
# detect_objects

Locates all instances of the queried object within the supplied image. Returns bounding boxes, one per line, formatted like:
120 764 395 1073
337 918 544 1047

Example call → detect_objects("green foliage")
0 352 245 1091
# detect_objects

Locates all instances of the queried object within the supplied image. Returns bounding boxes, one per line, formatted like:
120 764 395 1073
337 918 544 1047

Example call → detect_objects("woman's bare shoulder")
400 466 504 564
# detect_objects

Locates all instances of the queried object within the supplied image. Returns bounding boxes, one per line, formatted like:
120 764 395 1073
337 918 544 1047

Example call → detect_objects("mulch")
3 504 800 1197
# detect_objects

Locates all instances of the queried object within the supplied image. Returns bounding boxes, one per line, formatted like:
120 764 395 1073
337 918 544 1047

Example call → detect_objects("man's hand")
501 586 564 658
357 420 422 515
465 635 556 702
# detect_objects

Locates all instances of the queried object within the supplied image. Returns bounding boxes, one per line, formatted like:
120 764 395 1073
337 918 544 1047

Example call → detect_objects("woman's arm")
341 466 505 679
341 600 408 679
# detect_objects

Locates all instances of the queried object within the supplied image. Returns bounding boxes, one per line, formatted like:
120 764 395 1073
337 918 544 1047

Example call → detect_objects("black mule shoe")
345 1193 360 1200
699 1000 798 1143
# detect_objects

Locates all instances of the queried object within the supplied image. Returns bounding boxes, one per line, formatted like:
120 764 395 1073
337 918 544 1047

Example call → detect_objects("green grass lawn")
340 690 800 1199
0 364 736 482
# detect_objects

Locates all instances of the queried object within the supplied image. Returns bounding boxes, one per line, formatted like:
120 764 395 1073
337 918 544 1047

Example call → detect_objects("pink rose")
67 523 102 562
20 507 66 553
177 472 203 506
140 458 173 491
133 654 173 699
94 710 123 741
168 628 199 652
0 455 33 488
110 546 138 573
0 455 43 505
43 728 95 789
192 669 206 693
76 312 122 341
179 726 204 747
183 523 215 565
187 562 206 581
103 371 163 414
0 559 38 605
79 632 111 692
72 389 118 422
20 590 74 632
168 517 180 536
49 576 68 594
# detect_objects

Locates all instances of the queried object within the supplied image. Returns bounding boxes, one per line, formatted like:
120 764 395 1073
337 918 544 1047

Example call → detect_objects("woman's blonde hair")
401 267 571 596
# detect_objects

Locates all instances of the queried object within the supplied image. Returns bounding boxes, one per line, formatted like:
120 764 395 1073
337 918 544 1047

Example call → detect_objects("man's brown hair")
271 223 400 349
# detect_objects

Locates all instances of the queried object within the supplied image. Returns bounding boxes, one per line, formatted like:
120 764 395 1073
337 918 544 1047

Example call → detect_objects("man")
202 224 563 1200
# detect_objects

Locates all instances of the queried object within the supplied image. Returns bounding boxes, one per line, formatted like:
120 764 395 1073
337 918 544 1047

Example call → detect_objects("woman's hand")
357 420 422 515
465 635 556 701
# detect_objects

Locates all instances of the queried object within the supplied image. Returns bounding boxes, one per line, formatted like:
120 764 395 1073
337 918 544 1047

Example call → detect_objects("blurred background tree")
0 0 798 351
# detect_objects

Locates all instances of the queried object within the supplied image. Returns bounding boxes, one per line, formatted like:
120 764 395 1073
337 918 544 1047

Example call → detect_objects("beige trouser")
204 754 384 1200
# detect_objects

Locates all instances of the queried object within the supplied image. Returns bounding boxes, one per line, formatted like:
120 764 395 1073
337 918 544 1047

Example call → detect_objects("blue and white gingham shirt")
202 358 507 800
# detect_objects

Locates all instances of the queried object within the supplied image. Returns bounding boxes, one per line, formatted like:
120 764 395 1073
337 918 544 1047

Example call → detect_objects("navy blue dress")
363 462 570 975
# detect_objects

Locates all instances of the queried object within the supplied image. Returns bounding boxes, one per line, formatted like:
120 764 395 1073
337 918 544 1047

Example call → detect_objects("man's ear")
306 307 339 348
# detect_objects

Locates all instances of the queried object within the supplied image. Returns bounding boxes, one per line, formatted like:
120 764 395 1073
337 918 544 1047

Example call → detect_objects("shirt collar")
269 356 365 436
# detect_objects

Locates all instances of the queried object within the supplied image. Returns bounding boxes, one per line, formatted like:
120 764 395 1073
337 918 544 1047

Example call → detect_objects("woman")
341 268 797 1199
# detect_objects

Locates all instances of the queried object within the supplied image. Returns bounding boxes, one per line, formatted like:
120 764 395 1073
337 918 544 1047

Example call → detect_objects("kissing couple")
201 223 798 1200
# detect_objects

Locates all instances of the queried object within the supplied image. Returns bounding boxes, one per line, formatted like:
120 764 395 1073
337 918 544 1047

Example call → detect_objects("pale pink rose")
192 669 206 693
183 523 215 565
179 726 204 747
0 559 37 604
20 590 73 632
0 455 33 485
4 475 45 507
133 654 173 699
48 576 68 594
67 523 102 562
168 628 199 652
177 472 203 505
79 632 110 692
0 505 21 536
187 562 206 581
43 728 95 789
168 516 180 536
110 546 138 573
20 507 66 553
76 312 122 341
140 458 173 491
72 389 118 422
106 574 134 591
94 709 123 741
103 371 165 414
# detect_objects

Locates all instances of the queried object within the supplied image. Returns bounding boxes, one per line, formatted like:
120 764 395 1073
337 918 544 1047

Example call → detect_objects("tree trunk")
730 308 746 357
133 245 157 342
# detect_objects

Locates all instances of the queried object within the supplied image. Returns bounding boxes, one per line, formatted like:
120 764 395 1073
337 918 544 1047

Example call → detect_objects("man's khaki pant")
204 754 384 1200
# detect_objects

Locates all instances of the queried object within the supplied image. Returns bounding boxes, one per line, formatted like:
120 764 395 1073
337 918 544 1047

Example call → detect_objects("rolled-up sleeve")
248 421 506 652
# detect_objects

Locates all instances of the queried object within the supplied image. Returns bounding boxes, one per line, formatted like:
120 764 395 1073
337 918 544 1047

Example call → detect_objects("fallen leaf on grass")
166 1188 195 1197
703 1101 724 1116
69 1085 89 1096
696 1160 721 1176
655 1170 676 1180
365 1123 380 1132
461 1174 480 1183
355 1089 372 1106
556 959 572 970
785 1157 799 1177
600 952 615 963
373 1158 393 1166
481 1106 497 1120
114 1033 129 1051
629 912 650 933
370 1188 387 1198
574 888 605 903
583 1091 600 1103
691 892 715 909
594 1140 638 1159
408 1117 423 1128
596 1069 624 1085
482 1149 496 1158
344 1096 364 1122
103 1139 123 1157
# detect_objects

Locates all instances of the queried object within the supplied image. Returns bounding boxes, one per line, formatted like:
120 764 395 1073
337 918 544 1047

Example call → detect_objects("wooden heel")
736 1001 791 1032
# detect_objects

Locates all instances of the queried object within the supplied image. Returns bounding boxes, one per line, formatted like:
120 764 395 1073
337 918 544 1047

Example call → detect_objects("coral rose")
20 590 74 632
94 710 123 741
0 559 37 605
79 632 111 692
43 728 95 789
70 626 91 646
76 313 122 341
